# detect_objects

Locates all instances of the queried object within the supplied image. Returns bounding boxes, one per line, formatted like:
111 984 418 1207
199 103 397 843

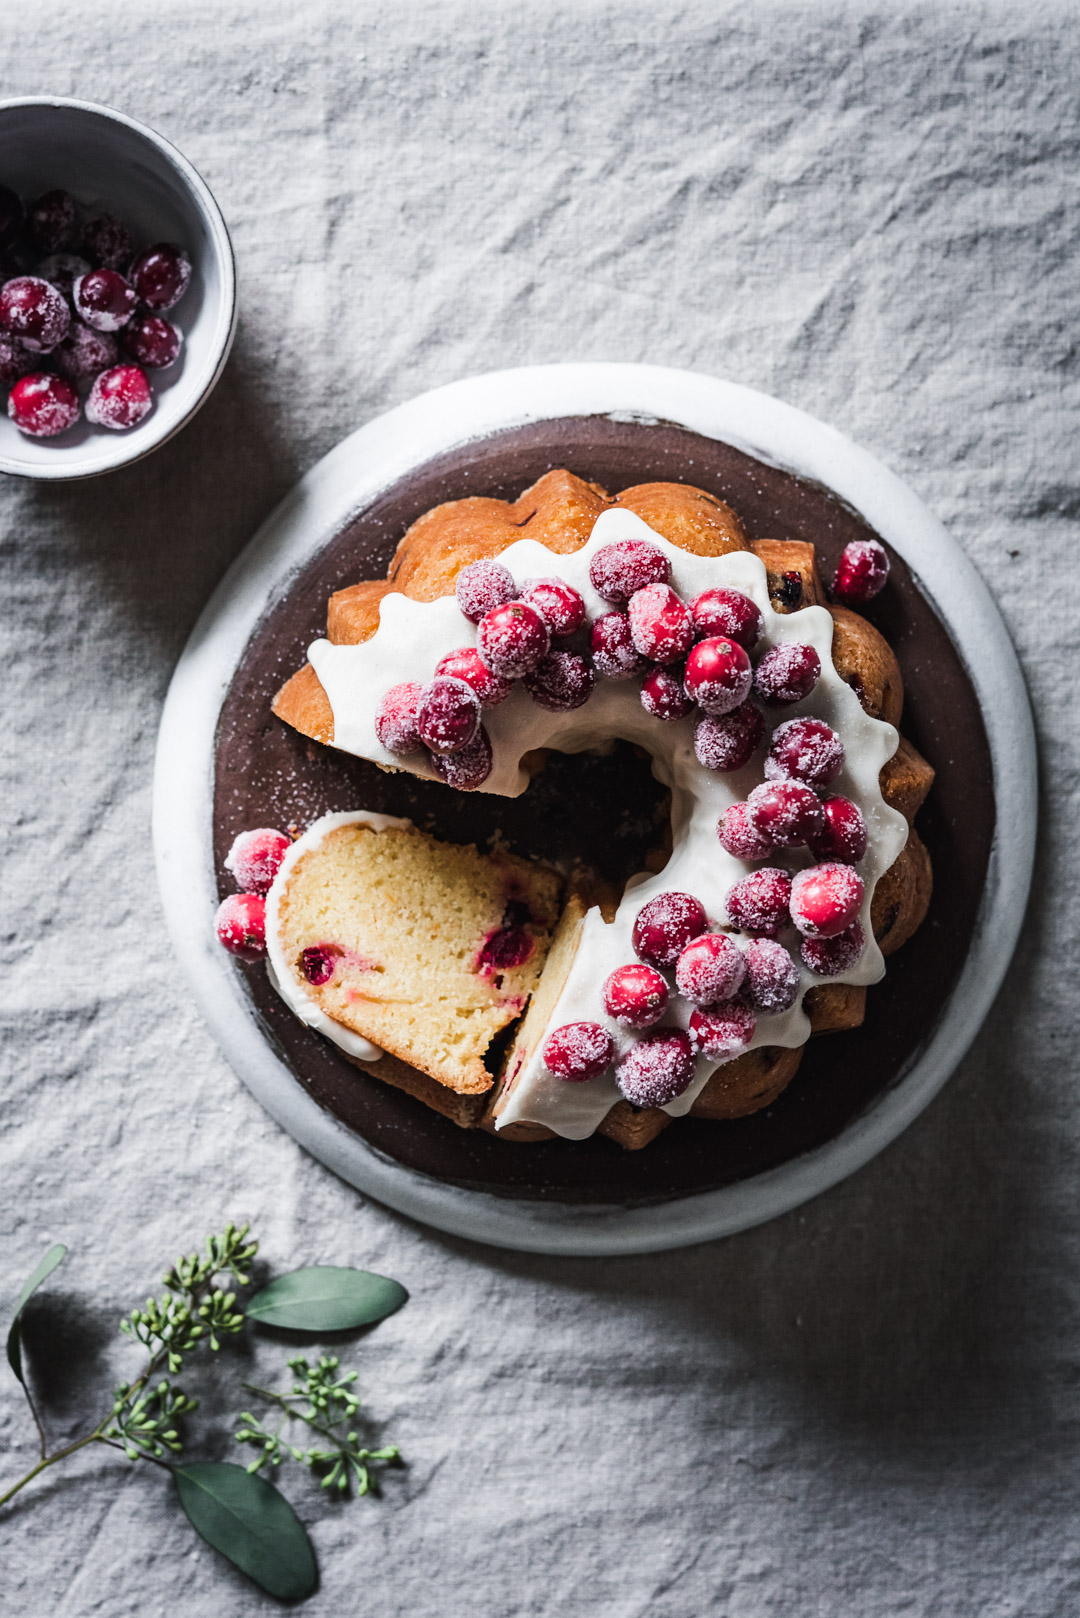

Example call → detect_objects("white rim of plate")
153 363 1035 1256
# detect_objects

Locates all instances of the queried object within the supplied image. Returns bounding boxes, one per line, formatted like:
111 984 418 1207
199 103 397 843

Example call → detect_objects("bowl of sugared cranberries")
0 96 236 479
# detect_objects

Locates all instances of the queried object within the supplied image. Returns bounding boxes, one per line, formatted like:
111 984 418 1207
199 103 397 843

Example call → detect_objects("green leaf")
174 1461 317 1601
246 1267 407 1332
7 1243 67 1386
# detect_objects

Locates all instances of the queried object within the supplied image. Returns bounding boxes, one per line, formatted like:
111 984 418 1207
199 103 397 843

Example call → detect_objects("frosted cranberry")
603 963 669 1029
589 538 668 604
688 1001 756 1060
833 540 890 605
0 334 32 388
73 268 137 332
632 891 708 969
521 577 586 638
616 1028 696 1107
417 676 481 754
28 189 78 253
0 276 70 351
725 868 793 938
690 587 763 650
477 600 550 677
122 313 181 369
640 666 693 722
301 946 337 986
523 650 594 711
809 797 867 864
82 213 133 271
543 1021 614 1082
455 558 517 622
52 321 118 384
717 802 773 861
375 681 424 753
753 642 821 706
129 242 192 311
802 921 866 976
37 253 90 302
224 827 291 894
743 937 800 1014
684 636 753 716
746 781 824 848
765 717 845 789
429 724 493 790
0 185 23 244
590 611 649 679
628 582 694 664
790 863 865 939
693 703 765 772
435 647 511 708
675 932 746 1006
214 892 267 960
7 373 80 437
85 364 152 429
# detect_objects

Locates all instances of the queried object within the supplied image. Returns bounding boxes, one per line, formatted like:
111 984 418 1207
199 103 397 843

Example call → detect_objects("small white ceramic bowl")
0 96 236 480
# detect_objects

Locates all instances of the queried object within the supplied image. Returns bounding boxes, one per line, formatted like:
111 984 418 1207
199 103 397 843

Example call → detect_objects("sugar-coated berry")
717 802 774 862
224 827 291 894
684 636 753 716
628 582 694 664
693 703 765 772
616 1028 696 1107
0 333 33 388
765 717 845 789
690 587 763 650
632 891 708 969
753 642 821 706
429 723 493 790
122 313 182 369
73 268 137 332
589 538 669 604
790 863 865 939
417 676 481 754
833 540 890 605
435 647 512 708
374 680 424 753
37 253 90 301
301 946 337 986
28 189 78 253
52 321 118 383
85 364 152 429
0 276 71 351
809 796 868 864
801 920 866 976
0 185 23 245
590 611 649 679
523 650 594 711
477 599 550 677
688 1001 756 1060
746 780 824 848
214 892 267 960
7 372 80 437
725 867 793 938
129 242 192 311
455 558 517 622
640 665 694 722
520 577 586 638
743 937 800 1014
675 932 746 1006
82 213 134 271
543 1021 615 1081
603 963 670 1029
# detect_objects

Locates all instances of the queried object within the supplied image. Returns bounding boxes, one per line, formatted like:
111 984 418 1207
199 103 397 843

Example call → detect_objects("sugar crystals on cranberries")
85 364 152 430
717 801 774 861
809 796 867 864
523 650 594 711
435 647 512 708
428 724 493 790
801 920 866 976
615 1028 696 1108
477 600 550 677
225 828 291 894
520 577 586 638
687 1001 756 1060
746 780 824 848
543 1021 615 1081
28 189 78 253
640 665 694 722
690 587 763 650
7 372 80 437
73 268 137 332
789 863 865 939
632 891 708 968
627 582 694 664
684 635 753 715
589 538 669 604
742 937 800 1014
455 558 517 622
129 242 192 311
724 867 793 938
0 276 70 351
416 676 481 754
833 540 890 605
753 642 821 706
375 681 425 753
693 703 765 772
590 611 649 680
603 963 669 1029
674 932 746 1006
122 314 182 369
214 892 267 960
764 717 845 789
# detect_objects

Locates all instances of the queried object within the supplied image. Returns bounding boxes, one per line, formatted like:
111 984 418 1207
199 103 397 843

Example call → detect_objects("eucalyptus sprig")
237 1354 401 1497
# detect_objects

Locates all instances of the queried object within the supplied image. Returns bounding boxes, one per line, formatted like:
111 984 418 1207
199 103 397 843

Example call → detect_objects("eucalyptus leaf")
247 1266 407 1332
174 1461 317 1601
6 1243 67 1386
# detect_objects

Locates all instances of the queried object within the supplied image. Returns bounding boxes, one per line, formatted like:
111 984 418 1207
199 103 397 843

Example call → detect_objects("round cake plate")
154 363 1035 1256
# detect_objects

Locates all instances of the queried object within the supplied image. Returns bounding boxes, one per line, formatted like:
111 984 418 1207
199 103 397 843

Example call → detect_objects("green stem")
0 1426 108 1508
242 1383 348 1451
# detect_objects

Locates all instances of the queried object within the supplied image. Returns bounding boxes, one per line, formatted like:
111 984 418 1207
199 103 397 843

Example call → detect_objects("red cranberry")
85 364 152 430
615 1028 696 1107
743 937 800 1014
640 665 694 722
717 802 773 861
590 611 649 679
375 681 424 753
688 1001 756 1060
0 186 23 245
7 373 80 438
520 577 586 638
455 558 517 622
478 924 534 971
37 253 90 302
789 863 865 939
628 582 694 664
765 717 845 789
477 600 550 677
833 539 890 605
82 213 134 271
684 636 753 716
28 189 78 253
603 963 669 1029
675 932 746 1006
52 321 118 384
724 867 793 938
746 781 824 848
129 242 192 311
690 587 763 650
523 650 594 711
543 1021 615 1081
801 921 866 976
0 276 71 351
693 703 765 772
809 796 868 864
214 892 267 960
73 268 137 332
429 724 493 790
122 313 182 369
753 642 821 706
435 647 511 708
417 676 481 754
632 891 708 968
589 538 669 604
0 334 33 388
301 945 338 986
225 827 291 894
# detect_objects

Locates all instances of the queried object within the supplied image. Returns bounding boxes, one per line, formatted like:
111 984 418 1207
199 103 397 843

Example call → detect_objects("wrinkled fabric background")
2 2 1077 1613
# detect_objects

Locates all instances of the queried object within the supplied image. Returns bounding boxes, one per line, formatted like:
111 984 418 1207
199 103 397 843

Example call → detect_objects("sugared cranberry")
725 867 793 938
690 587 763 650
477 600 550 677
28 189 78 253
429 724 493 790
789 863 865 939
746 781 824 848
73 268 137 332
809 797 868 864
225 827 291 894
375 681 424 753
417 676 481 754
753 642 821 707
543 1021 614 1082
833 540 890 605
616 1028 696 1107
603 963 669 1029
7 373 80 438
717 802 773 862
0 334 32 388
632 891 708 969
85 364 152 429
590 611 649 680
214 892 267 960
628 582 694 664
640 666 694 722
129 242 191 311
122 313 182 369
82 213 133 271
37 253 90 302
675 933 746 1006
765 717 845 789
301 945 337 986
801 921 866 976
455 558 517 622
743 937 800 1014
693 703 765 772
688 1001 756 1060
523 650 594 711
0 276 71 351
684 636 753 716
435 647 511 708
520 577 586 638
52 321 118 384
589 538 669 604
0 186 23 245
